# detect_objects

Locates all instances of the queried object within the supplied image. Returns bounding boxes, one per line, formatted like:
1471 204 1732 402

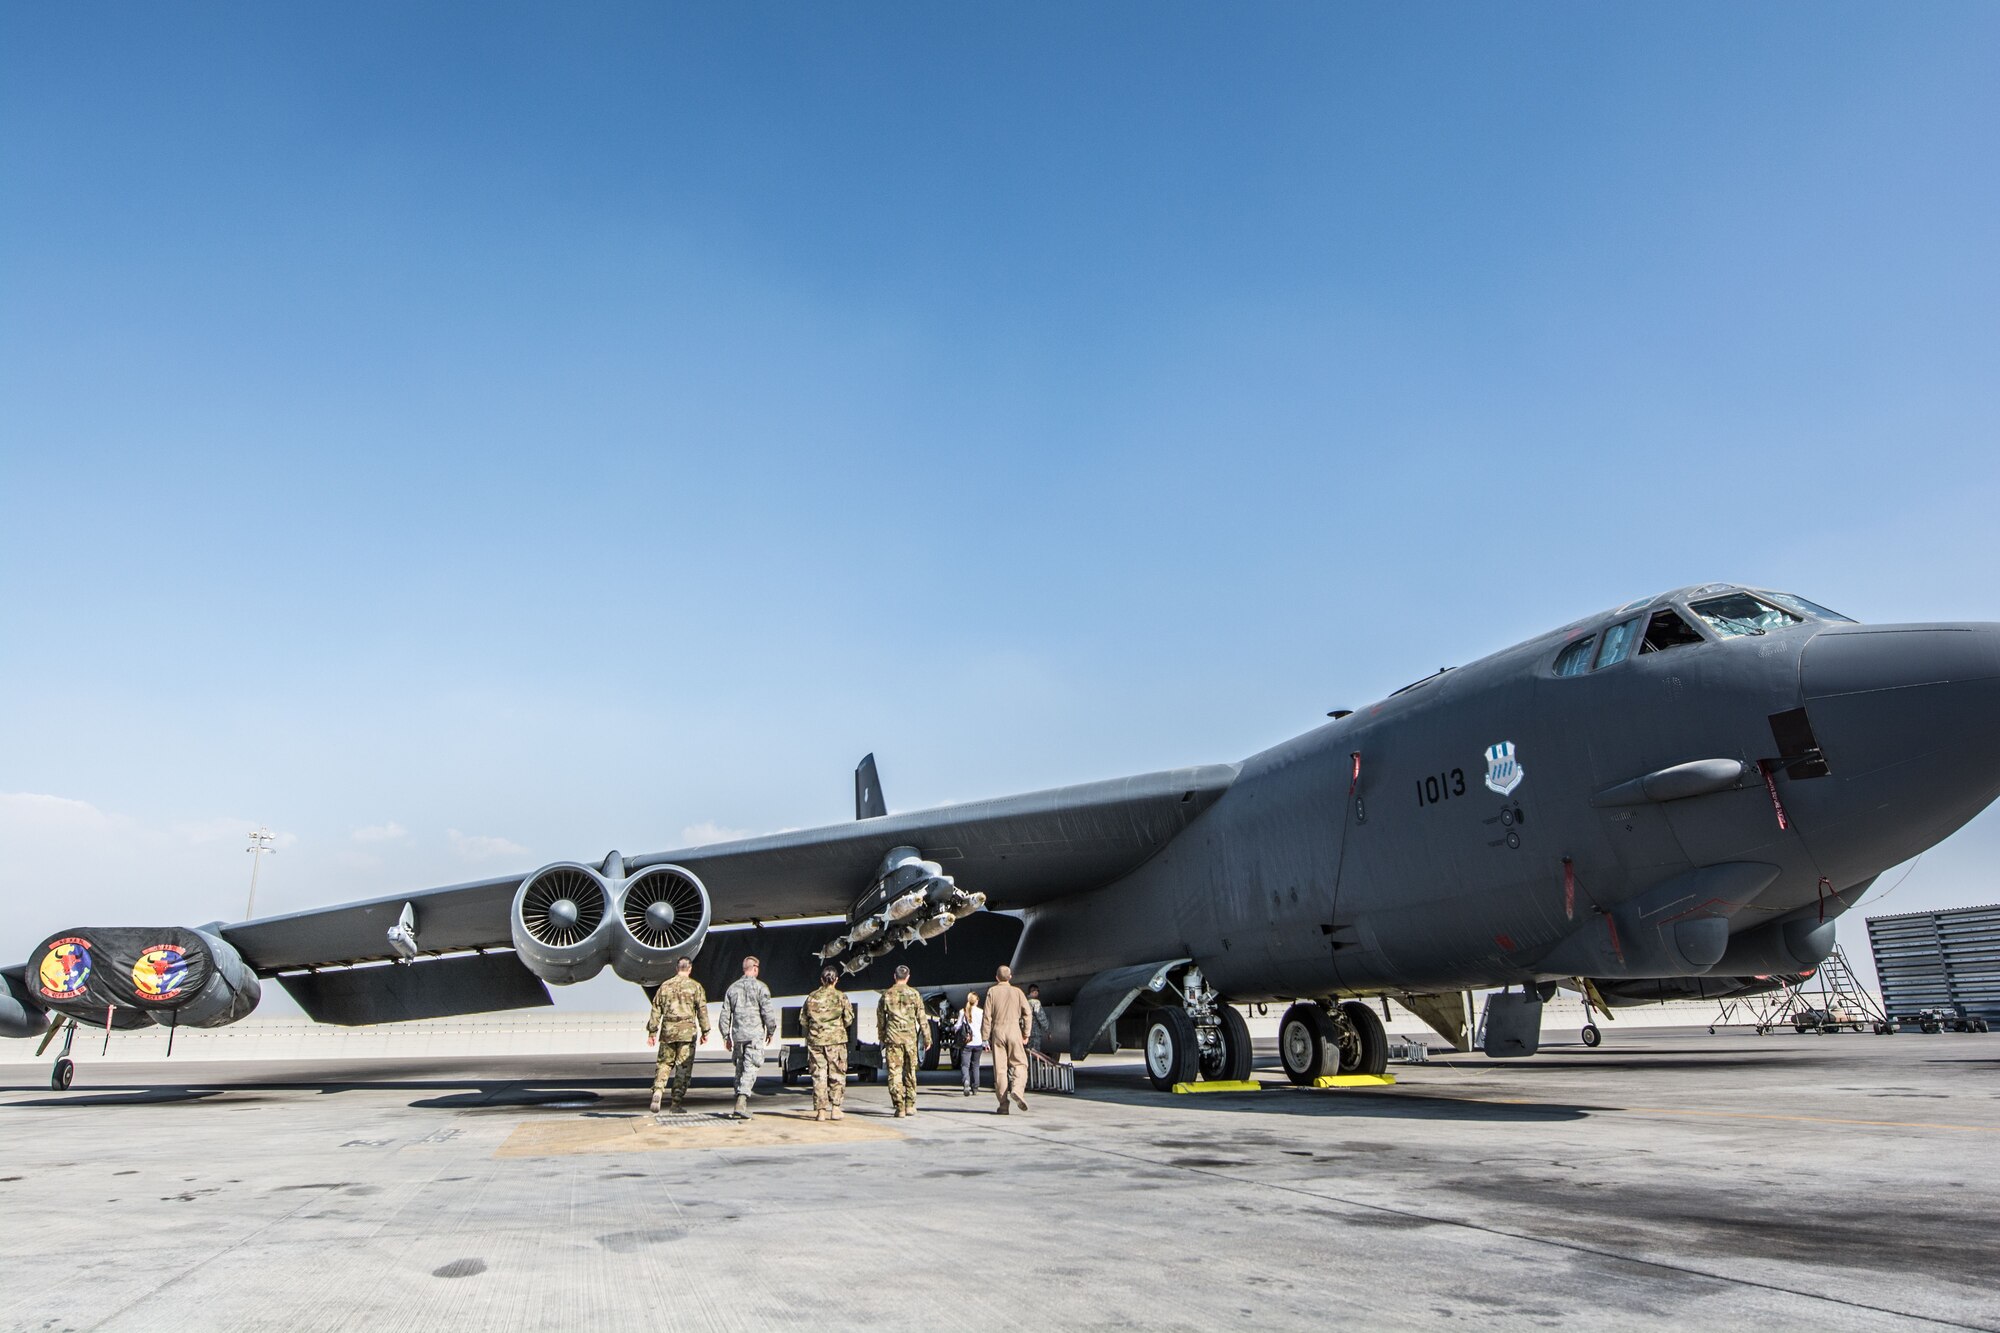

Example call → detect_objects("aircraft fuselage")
1016 586 2000 1005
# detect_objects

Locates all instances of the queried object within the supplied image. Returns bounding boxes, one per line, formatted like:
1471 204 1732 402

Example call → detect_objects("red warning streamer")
1348 752 1362 797
1758 760 1790 832
1563 857 1576 920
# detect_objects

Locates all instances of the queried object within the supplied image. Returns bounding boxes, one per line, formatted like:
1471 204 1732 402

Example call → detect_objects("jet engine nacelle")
21 926 261 1029
1711 916 1838 977
175 929 263 1027
0 971 48 1039
510 862 618 985
610 864 711 985
510 860 712 987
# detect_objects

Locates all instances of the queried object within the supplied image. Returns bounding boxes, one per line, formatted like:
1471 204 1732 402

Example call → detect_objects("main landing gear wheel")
1144 1009 1200 1092
1278 1003 1341 1086
1200 1004 1253 1083
1337 1000 1389 1077
1581 1023 1602 1048
51 1058 74 1091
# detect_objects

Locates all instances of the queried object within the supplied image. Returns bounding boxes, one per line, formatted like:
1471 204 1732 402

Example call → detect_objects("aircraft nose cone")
1802 622 2000 706
547 898 580 931
1795 623 2000 876
645 900 678 933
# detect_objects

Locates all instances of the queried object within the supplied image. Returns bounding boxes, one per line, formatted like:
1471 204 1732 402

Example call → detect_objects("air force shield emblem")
1483 741 1524 796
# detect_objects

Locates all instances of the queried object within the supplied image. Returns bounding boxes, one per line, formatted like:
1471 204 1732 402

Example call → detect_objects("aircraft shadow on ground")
1477 1055 1811 1073
1 1068 1594 1123
1050 1066 1592 1123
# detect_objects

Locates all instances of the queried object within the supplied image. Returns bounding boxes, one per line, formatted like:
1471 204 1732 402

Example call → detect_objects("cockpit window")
1594 617 1641 668
1758 590 1857 623
1553 636 1595 677
1641 608 1704 653
1690 592 1803 638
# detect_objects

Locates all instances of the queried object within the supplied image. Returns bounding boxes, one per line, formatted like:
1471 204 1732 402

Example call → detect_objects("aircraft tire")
1278 1004 1340 1085
1581 1023 1602 1048
52 1058 73 1091
1203 1004 1253 1083
1338 1000 1389 1077
1143 1009 1200 1092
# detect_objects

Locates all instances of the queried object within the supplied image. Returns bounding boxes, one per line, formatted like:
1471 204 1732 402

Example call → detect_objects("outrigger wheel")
51 1058 74 1091
1581 1023 1603 1048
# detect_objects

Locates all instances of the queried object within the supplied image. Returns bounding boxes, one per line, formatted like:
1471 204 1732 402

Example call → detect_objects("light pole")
245 827 277 920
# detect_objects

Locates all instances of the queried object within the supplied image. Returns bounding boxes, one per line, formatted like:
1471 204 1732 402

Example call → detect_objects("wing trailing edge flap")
277 951 551 1026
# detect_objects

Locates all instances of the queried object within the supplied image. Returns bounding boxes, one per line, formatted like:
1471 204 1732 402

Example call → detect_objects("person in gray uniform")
718 955 778 1119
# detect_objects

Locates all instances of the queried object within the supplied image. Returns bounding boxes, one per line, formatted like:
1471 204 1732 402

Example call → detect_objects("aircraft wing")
218 763 1238 974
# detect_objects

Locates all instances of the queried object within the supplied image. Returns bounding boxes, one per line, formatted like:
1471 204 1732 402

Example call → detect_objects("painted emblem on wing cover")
1483 741 1524 796
37 938 93 1001
132 944 190 1001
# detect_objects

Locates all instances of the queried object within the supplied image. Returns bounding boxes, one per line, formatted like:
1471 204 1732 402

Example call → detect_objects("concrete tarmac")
2 1028 1996 1331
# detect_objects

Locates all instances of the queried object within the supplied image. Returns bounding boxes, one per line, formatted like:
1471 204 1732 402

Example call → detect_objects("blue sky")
3 4 1997 1004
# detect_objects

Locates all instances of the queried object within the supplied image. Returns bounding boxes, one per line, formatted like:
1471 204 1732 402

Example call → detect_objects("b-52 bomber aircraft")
6 584 1997 1093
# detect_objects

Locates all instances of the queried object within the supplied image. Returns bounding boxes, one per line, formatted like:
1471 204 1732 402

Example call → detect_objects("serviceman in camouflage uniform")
801 966 856 1121
876 964 929 1118
719 954 778 1120
646 956 711 1115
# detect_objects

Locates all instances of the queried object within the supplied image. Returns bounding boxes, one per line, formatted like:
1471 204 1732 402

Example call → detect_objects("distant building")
1866 904 2000 1022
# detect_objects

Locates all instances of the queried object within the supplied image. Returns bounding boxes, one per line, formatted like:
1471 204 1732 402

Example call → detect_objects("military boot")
649 1092 662 1114
733 1095 749 1119
668 1098 684 1115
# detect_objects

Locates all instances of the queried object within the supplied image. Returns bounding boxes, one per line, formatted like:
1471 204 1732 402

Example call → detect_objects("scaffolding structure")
1708 946 1892 1034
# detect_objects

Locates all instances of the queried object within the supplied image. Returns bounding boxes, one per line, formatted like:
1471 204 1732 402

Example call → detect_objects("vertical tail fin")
855 754 887 820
